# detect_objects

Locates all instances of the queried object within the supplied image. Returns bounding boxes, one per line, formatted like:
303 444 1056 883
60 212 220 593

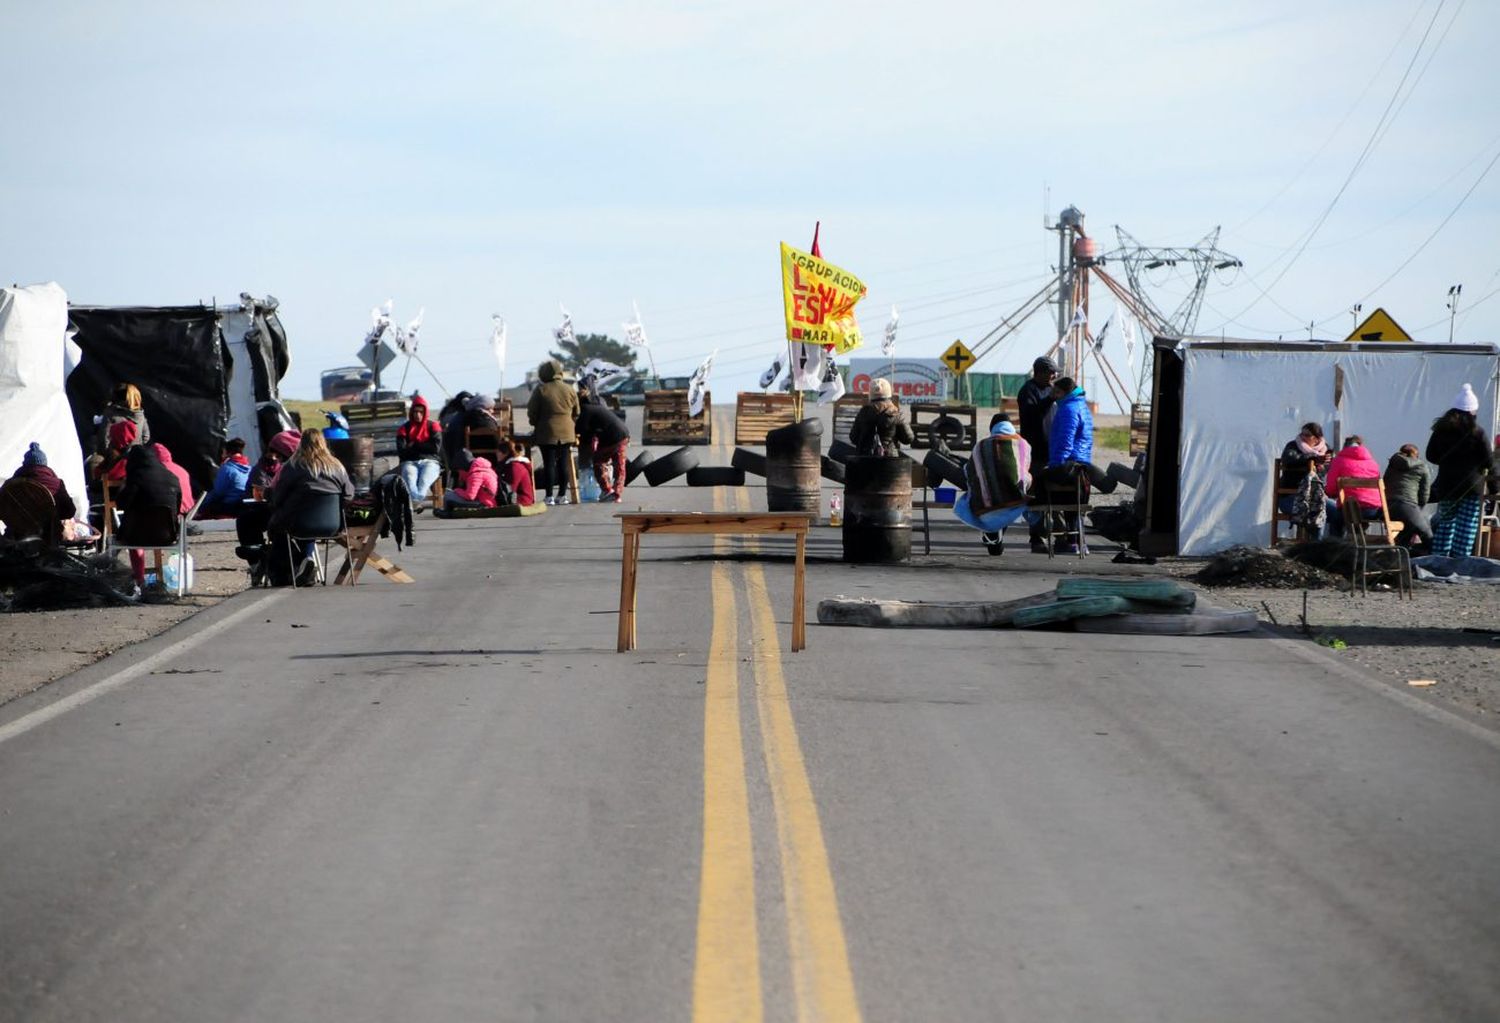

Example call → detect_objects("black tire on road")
827 439 857 464
643 446 699 486
687 466 747 487
930 414 967 449
731 448 767 477
821 456 846 484
625 450 655 485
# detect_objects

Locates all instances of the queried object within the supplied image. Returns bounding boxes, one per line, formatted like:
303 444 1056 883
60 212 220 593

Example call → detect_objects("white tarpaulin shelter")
0 283 87 522
1141 337 1500 556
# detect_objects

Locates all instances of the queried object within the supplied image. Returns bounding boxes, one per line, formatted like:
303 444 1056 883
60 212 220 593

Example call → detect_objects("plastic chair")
284 492 351 587
1337 477 1410 599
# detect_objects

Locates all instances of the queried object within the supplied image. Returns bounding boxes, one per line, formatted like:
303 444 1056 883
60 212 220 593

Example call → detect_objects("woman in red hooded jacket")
396 395 443 508
439 453 500 511
1326 435 1384 537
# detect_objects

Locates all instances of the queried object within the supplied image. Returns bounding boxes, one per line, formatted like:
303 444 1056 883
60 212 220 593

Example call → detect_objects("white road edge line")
0 590 288 746
1265 633 1500 752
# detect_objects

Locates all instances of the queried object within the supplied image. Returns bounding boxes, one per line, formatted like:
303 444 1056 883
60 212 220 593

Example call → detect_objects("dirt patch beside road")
1 528 249 706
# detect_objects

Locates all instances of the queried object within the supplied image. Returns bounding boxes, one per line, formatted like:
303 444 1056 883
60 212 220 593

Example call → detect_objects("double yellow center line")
693 478 861 1021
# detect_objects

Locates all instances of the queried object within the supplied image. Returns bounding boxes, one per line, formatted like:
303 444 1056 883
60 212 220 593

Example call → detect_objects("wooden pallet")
734 393 797 445
909 403 977 451
643 390 712 445
341 399 410 455
1129 402 1151 455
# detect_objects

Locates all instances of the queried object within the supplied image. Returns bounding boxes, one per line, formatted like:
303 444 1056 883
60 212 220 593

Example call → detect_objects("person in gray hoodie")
1383 443 1432 550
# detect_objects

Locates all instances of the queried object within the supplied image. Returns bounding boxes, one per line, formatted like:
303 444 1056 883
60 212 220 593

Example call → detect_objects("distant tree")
549 333 638 372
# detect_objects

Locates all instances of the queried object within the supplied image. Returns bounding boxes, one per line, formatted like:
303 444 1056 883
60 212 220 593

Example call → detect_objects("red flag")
810 221 822 258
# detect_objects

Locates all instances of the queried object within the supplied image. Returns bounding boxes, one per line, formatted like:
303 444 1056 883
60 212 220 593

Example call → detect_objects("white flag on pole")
365 299 393 346
758 355 783 390
817 356 845 405
789 342 826 391
688 350 716 418
1119 311 1137 377
396 307 425 355
554 303 576 349
882 306 899 357
623 301 649 349
1068 305 1088 330
490 315 508 389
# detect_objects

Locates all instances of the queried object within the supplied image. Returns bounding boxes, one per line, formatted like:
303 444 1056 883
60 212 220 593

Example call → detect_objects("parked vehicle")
598 375 660 405
321 366 372 402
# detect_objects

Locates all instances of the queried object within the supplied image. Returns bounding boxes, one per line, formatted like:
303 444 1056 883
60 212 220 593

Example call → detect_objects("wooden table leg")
618 530 636 652
567 445 581 505
630 533 640 648
792 527 806 652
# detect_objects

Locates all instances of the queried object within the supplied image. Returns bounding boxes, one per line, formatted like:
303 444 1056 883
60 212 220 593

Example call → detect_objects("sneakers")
295 558 320 586
1030 538 1049 554
600 492 621 503
554 493 572 506
982 531 1004 556
543 495 556 505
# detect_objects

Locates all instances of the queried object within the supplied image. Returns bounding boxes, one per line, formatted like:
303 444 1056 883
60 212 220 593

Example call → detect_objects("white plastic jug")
163 553 194 593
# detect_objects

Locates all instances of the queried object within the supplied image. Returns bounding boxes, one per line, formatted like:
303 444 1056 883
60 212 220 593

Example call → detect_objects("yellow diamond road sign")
941 339 976 376
1345 308 1412 343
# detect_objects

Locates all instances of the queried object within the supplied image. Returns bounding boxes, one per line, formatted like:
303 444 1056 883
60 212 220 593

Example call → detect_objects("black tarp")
66 306 230 494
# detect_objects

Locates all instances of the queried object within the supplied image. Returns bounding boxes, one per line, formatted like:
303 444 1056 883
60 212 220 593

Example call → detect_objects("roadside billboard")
847 358 950 400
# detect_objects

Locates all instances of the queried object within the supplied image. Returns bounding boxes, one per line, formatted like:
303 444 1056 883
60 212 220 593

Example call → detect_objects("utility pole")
1447 284 1463 342
1350 303 1362 334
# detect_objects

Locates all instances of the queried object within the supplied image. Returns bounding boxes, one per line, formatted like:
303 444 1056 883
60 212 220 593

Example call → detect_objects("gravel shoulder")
1 526 248 706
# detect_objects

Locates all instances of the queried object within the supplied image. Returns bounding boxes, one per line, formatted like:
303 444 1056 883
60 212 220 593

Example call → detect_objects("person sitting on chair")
268 429 353 586
1038 377 1116 554
1326 435 1384 538
954 415 1031 556
115 445 183 594
9 442 76 524
396 395 443 511
200 437 250 518
1384 443 1433 551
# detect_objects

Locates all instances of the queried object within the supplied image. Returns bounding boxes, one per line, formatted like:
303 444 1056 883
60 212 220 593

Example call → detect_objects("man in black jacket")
1016 356 1058 551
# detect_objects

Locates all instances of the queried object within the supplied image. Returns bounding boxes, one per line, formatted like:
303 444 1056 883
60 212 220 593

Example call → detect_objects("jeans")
399 459 443 505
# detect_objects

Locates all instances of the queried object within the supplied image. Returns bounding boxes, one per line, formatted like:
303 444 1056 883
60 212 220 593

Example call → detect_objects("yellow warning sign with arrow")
1345 308 1412 342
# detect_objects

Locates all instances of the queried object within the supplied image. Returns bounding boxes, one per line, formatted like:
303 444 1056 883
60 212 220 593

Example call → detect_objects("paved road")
2 412 1498 1022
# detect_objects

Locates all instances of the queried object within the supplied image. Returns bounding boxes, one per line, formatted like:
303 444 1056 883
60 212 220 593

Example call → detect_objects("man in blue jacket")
1039 377 1115 552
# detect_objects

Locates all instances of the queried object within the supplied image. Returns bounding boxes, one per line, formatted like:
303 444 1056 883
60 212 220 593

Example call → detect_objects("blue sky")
4 0 1497 407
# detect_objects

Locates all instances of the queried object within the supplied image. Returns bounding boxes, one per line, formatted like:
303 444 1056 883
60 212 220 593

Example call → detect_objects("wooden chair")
1270 457 1311 547
1337 477 1410 599
0 478 59 547
465 426 505 465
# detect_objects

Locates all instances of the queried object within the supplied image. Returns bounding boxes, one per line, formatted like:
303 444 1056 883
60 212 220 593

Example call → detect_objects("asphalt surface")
2 409 1499 1022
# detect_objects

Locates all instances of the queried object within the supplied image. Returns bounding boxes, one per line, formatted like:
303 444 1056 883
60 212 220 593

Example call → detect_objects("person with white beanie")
1425 383 1491 557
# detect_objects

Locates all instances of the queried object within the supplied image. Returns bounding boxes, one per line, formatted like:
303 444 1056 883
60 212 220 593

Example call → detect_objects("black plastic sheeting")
233 295 296 442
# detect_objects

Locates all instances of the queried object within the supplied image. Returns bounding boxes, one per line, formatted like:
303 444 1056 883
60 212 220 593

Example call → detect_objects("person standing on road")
1017 356 1058 552
396 395 443 509
576 392 630 503
526 360 580 505
1384 443 1432 551
849 378 915 456
1426 383 1491 558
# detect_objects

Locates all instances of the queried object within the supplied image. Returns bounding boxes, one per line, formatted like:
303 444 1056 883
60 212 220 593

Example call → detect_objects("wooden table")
615 512 814 653
334 511 415 585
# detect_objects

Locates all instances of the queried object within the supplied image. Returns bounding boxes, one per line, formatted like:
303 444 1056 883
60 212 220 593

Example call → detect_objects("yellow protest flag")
780 242 868 355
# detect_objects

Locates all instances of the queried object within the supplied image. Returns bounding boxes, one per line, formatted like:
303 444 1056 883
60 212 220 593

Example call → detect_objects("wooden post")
793 529 806 651
567 444 581 504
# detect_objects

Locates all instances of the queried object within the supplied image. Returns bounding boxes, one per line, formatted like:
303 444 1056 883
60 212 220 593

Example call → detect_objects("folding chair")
1337 476 1410 599
109 505 190 597
1270 458 1312 547
284 492 351 588
0 478 60 546
1036 471 1090 559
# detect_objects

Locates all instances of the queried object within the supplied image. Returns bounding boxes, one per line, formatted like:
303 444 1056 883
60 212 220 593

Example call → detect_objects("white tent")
0 283 86 523
1141 337 1500 556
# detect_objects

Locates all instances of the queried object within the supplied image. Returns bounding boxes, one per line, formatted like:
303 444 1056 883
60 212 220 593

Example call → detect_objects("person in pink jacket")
441 454 499 511
1326 435 1383 536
